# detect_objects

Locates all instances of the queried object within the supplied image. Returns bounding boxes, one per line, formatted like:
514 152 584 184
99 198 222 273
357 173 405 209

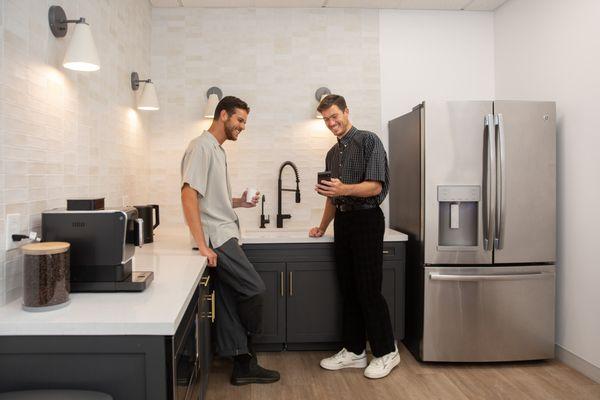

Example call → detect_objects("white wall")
379 10 495 218
495 0 600 371
150 8 381 232
0 0 152 305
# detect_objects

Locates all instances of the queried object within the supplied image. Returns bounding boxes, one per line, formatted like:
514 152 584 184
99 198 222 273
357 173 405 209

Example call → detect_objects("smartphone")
317 171 332 184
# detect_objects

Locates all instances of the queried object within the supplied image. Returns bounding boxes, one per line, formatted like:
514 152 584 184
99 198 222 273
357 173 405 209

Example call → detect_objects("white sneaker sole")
363 354 401 379
320 358 368 371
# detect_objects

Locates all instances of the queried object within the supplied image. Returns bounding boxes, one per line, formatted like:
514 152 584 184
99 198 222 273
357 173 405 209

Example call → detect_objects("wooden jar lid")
22 242 70 255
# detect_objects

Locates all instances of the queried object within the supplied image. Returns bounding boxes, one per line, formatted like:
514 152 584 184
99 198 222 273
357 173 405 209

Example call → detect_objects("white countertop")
0 230 207 336
240 227 408 244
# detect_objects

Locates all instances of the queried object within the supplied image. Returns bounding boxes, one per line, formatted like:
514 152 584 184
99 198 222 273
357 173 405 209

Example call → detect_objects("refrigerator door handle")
483 114 495 251
429 272 545 282
495 113 506 250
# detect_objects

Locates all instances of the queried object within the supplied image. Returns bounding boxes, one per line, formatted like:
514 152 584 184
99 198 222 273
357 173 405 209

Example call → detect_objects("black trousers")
334 207 395 357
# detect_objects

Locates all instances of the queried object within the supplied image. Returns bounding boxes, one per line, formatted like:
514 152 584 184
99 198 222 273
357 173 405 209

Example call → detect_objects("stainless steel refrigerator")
389 101 556 362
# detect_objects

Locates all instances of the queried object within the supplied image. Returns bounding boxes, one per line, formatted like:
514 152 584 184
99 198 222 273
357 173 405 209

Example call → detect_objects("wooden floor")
206 344 600 400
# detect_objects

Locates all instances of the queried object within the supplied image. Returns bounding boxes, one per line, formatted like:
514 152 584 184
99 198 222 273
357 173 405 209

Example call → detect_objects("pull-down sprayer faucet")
277 161 300 228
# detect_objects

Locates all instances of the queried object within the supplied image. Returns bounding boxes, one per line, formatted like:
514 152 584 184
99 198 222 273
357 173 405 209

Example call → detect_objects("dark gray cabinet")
382 261 403 340
198 271 214 399
242 241 405 350
286 262 343 344
253 262 286 347
0 269 214 400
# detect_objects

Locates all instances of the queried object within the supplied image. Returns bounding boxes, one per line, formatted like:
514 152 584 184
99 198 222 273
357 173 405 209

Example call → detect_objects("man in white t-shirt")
181 96 279 385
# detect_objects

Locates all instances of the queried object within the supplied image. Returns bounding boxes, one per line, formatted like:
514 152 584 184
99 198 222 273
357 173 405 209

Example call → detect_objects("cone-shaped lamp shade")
63 22 100 72
316 94 327 119
138 82 159 111
204 93 220 118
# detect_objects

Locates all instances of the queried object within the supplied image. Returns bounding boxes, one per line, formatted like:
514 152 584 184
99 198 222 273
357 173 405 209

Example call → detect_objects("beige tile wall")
0 0 152 305
150 8 382 234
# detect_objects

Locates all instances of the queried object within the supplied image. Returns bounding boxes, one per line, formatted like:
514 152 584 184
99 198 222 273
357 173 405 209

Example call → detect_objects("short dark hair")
317 94 347 114
214 96 250 120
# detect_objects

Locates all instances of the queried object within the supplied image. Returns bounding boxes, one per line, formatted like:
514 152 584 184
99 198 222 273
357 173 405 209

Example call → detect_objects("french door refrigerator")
389 101 556 362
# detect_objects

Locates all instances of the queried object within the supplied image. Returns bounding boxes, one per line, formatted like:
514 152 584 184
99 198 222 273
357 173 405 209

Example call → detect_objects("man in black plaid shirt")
309 94 400 379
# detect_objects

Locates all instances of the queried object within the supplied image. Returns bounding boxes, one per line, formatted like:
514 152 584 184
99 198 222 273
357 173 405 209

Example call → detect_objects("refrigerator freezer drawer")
422 265 555 362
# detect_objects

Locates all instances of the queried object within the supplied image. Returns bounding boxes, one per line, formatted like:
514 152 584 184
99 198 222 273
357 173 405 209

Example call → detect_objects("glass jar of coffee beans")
21 242 71 311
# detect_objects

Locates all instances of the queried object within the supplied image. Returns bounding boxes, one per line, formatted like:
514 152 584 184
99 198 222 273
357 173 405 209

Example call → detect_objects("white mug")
245 188 258 203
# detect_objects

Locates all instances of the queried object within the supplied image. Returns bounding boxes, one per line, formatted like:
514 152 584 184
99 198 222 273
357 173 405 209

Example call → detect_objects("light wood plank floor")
206 344 600 400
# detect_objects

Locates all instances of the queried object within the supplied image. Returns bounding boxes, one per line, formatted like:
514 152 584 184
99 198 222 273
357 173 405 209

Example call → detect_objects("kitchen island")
0 230 208 400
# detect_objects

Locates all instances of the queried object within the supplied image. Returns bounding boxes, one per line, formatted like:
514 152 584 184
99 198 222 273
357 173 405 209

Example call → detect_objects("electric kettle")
134 204 160 243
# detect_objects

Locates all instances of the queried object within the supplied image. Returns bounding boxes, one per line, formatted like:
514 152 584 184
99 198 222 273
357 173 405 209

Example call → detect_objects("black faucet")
277 161 301 228
260 195 270 228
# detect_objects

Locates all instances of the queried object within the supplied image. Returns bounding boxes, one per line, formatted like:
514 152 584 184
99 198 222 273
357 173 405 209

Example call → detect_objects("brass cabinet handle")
201 290 216 322
211 290 215 323
280 271 284 297
202 291 216 322
200 275 210 287
289 271 293 296
195 313 200 359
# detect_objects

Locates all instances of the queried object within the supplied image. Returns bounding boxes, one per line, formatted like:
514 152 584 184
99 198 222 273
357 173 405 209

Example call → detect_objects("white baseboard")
556 344 600 384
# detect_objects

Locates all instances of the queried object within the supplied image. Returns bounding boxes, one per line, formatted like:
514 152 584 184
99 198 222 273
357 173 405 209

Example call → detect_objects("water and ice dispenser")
437 185 480 248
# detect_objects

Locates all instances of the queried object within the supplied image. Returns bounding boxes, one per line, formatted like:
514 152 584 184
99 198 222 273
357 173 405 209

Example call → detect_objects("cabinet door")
198 272 213 400
252 263 286 345
286 262 342 343
382 261 405 340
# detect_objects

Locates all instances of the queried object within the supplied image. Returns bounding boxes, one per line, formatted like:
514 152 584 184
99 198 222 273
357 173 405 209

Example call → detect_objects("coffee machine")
42 205 153 292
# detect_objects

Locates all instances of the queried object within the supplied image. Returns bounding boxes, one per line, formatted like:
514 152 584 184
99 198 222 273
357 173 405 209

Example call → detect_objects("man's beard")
224 122 238 141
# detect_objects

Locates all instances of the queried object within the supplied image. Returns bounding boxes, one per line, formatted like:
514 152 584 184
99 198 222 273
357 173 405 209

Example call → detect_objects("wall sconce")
131 72 159 111
315 87 331 119
204 87 223 118
48 6 100 72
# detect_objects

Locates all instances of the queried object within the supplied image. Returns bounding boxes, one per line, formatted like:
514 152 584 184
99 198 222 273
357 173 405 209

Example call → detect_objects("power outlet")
5 214 22 251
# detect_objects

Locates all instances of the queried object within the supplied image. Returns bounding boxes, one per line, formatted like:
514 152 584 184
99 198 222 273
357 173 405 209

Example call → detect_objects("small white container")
245 187 258 202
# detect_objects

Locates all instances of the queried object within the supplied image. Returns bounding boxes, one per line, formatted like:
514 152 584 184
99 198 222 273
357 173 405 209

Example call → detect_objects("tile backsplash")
0 4 383 304
150 8 382 234
0 0 152 305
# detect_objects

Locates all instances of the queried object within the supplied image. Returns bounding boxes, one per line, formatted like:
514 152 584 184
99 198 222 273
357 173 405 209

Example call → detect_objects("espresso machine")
42 200 153 292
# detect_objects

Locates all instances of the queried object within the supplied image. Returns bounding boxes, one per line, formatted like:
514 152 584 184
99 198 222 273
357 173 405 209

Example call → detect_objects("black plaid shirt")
325 126 389 207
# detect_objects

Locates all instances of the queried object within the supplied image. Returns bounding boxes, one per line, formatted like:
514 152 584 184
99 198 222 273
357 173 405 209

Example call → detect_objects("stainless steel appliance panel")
492 101 556 263
389 105 423 243
424 101 494 264
422 265 556 362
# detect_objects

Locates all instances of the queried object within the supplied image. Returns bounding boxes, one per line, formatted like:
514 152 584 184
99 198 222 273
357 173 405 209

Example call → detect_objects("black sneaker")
231 358 280 385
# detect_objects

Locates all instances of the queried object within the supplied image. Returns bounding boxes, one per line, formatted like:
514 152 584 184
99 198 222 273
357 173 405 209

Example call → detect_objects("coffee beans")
22 242 70 311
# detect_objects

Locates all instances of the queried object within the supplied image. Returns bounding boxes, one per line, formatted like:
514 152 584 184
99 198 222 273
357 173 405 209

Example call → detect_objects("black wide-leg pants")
333 207 395 357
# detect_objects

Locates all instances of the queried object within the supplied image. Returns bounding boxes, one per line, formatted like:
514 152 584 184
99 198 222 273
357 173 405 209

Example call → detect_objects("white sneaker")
320 348 368 370
364 346 401 379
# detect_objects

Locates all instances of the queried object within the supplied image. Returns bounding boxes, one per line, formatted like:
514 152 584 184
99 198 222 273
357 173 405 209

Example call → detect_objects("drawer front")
382 242 405 261
423 265 555 361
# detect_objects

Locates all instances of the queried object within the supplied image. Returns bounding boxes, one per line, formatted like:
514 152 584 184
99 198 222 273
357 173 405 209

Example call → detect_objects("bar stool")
0 390 113 400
